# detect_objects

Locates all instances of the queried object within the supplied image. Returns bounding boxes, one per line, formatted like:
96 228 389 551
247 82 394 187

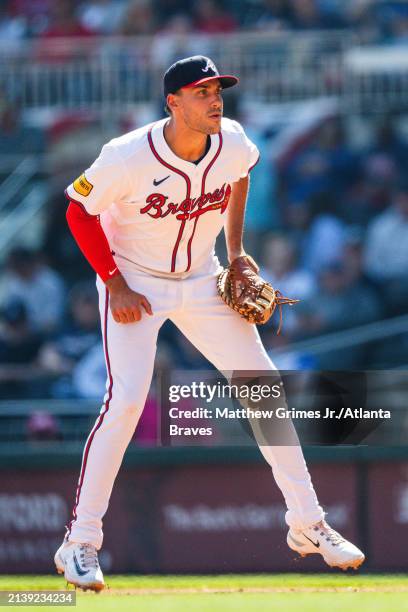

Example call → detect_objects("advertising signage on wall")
3 459 400 573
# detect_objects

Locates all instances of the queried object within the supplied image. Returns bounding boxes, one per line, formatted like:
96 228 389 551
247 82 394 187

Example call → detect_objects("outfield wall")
0 447 406 573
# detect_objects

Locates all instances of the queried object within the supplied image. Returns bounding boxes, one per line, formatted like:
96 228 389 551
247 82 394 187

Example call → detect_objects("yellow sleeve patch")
73 174 93 197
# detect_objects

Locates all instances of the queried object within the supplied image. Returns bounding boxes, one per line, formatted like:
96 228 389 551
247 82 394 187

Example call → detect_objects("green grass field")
1 574 407 612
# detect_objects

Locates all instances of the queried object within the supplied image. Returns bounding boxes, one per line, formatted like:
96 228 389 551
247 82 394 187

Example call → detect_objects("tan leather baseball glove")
217 255 299 333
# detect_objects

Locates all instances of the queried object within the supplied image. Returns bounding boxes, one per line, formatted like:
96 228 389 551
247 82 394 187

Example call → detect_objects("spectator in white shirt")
364 177 408 314
0 247 65 334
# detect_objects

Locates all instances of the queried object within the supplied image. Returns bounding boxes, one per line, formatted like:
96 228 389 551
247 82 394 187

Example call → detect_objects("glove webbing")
273 290 299 335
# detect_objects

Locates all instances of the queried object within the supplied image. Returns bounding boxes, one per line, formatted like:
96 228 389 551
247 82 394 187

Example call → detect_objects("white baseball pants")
66 268 324 549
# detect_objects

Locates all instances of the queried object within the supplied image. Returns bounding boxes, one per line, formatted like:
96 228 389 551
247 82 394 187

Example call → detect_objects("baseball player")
54 56 364 591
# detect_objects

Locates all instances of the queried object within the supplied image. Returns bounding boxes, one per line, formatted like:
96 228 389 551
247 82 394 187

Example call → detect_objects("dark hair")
164 88 182 116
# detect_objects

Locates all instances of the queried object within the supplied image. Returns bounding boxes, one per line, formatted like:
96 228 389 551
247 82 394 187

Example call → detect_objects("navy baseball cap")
163 55 239 97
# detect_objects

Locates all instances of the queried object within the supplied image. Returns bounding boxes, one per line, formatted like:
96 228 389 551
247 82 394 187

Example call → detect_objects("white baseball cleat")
287 519 365 570
54 540 105 592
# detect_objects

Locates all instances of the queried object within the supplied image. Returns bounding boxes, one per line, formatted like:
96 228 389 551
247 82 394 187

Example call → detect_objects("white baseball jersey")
66 117 259 277
63 116 326 554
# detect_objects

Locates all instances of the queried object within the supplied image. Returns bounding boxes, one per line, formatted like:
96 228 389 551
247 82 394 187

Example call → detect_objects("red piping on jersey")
185 217 198 273
248 153 260 173
66 288 113 541
64 188 94 216
201 133 223 194
185 132 223 272
147 127 191 272
171 221 186 273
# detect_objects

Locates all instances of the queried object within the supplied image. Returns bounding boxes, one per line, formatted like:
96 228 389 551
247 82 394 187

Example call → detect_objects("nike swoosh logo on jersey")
73 552 90 576
303 534 320 548
108 268 118 276
153 176 170 186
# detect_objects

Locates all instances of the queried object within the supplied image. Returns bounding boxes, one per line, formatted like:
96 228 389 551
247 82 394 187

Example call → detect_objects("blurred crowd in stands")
253 114 408 370
1 0 408 43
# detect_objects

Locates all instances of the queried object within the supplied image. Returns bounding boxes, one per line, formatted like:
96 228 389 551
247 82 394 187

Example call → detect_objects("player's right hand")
105 273 153 323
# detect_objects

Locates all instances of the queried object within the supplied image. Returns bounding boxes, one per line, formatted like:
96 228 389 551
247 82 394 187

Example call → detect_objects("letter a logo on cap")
202 59 217 73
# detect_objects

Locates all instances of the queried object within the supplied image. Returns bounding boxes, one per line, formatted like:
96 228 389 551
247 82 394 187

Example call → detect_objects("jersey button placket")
178 169 196 268
191 168 201 219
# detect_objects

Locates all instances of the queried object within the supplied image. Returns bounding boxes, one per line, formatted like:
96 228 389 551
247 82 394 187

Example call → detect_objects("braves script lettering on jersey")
66 118 257 276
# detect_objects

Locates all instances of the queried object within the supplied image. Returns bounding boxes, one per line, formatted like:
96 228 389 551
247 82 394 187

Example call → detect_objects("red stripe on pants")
65 288 113 540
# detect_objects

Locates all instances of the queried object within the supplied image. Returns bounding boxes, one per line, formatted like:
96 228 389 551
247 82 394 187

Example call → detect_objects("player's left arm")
224 174 249 263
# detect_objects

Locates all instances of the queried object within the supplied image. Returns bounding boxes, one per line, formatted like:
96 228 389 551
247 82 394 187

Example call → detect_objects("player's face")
178 80 223 135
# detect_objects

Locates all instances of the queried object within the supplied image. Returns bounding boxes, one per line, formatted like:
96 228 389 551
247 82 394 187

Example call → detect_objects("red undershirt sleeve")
66 200 120 283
